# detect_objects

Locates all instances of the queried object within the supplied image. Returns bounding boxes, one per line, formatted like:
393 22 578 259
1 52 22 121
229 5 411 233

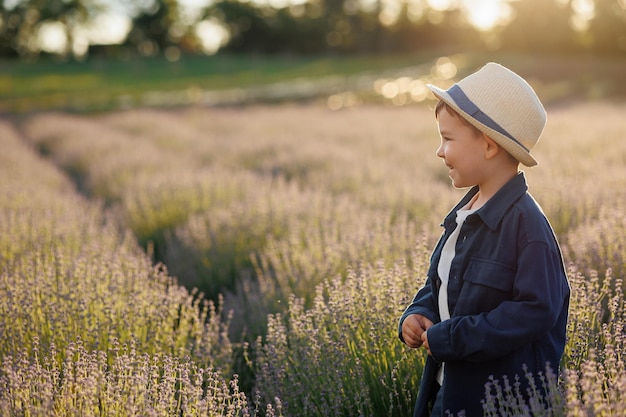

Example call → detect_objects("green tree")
124 0 186 56
0 0 102 58
208 0 329 54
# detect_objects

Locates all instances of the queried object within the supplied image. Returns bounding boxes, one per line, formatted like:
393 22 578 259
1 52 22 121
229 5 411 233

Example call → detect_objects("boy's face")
436 107 487 189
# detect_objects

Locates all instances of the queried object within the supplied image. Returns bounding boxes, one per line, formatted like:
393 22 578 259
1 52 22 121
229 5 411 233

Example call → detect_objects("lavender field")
1 100 625 416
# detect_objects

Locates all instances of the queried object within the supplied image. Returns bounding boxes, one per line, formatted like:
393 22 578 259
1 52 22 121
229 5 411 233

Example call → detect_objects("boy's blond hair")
434 100 519 165
434 100 482 138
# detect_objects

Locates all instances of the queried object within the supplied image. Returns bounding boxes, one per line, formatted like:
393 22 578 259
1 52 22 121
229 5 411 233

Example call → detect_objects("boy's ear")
482 133 500 160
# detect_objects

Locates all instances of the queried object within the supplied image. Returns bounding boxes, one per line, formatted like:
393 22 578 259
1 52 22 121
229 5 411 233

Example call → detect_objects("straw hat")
428 62 546 167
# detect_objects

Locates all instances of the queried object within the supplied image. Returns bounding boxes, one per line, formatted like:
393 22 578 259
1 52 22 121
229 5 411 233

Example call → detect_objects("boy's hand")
421 330 432 356
401 314 434 348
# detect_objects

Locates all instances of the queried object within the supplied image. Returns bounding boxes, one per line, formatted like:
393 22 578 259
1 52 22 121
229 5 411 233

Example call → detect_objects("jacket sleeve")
398 276 440 343
426 240 569 362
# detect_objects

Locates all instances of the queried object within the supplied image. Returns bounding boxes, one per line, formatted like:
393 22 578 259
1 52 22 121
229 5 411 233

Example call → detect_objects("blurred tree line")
1 0 625 60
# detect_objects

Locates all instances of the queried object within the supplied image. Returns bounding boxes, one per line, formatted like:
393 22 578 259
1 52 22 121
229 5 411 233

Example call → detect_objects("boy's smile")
436 107 487 190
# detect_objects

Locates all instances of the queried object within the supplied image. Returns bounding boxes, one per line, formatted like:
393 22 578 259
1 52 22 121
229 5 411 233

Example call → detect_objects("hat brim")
428 85 538 167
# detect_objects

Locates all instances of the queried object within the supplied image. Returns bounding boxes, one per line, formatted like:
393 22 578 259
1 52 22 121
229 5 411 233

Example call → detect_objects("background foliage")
1 0 626 60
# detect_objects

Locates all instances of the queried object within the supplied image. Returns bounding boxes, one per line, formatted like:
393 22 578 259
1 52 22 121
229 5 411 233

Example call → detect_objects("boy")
398 63 570 416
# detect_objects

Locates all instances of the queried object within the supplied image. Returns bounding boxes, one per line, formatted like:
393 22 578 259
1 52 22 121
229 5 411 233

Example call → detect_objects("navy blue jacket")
399 173 570 417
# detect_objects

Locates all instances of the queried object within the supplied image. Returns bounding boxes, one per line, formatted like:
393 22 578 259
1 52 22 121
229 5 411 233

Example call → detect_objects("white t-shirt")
436 201 478 385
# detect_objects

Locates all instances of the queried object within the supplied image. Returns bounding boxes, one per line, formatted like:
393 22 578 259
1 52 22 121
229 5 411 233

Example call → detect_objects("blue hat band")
448 85 529 152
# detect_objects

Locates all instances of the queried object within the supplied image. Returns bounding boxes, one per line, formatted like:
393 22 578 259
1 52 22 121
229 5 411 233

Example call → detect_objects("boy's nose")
436 144 444 158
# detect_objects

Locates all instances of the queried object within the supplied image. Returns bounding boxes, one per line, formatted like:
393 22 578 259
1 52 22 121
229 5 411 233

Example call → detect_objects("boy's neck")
472 169 519 210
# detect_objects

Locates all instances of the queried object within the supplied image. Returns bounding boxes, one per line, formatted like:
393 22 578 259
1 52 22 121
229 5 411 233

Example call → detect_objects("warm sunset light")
461 0 513 31
427 0 455 12
3 0 626 414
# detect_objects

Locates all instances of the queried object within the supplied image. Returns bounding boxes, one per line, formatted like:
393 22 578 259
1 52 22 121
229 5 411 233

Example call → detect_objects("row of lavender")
0 110 424 415
0 121 259 415
2 101 626 415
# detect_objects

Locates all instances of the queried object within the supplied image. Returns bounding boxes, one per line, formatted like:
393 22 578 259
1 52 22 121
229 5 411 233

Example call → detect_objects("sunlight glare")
250 0 308 7
359 0 378 14
381 81 399 99
327 92 359 110
3 0 20 10
410 79 428 102
407 0 426 22
427 0 454 12
84 13 131 45
461 0 512 31
431 56 457 80
178 0 212 24
38 21 67 54
196 19 230 55
379 0 403 27
570 0 595 31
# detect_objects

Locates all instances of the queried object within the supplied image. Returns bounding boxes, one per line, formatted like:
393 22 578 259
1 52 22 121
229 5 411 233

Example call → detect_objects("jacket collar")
442 172 528 231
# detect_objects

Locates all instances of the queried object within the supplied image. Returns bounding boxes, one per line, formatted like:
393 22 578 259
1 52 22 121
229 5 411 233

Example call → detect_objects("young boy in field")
398 63 570 417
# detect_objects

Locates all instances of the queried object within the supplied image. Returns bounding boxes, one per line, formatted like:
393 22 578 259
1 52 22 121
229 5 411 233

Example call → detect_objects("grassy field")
2 51 626 113
0 52 437 113
1 85 626 415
